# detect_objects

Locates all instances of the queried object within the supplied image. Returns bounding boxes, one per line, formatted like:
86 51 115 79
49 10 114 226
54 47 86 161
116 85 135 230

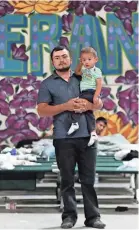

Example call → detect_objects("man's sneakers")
84 217 106 229
88 131 98 146
61 217 76 229
67 122 79 135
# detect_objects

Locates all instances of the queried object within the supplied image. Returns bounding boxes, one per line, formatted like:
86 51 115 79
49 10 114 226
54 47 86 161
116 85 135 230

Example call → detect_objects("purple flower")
0 99 10 116
0 1 14 17
114 1 138 35
68 1 104 16
117 86 138 125
10 129 39 144
115 70 138 84
123 19 133 36
104 1 127 12
11 43 29 61
5 108 39 130
10 89 38 109
0 76 22 85
59 37 69 48
0 76 22 96
20 73 41 89
0 91 6 100
38 117 53 131
101 87 116 111
115 8 131 20
0 128 16 140
0 78 14 95
62 13 73 32
104 1 138 36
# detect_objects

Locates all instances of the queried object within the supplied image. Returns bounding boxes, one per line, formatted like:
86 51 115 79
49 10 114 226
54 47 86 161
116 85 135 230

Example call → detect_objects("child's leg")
85 111 98 146
67 113 80 135
88 130 98 146
80 90 98 145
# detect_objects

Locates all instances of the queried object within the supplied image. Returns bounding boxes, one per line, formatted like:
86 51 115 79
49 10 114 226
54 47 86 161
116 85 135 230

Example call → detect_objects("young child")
67 47 102 146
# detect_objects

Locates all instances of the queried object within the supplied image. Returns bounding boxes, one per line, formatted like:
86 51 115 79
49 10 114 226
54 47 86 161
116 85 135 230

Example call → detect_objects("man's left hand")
74 98 103 113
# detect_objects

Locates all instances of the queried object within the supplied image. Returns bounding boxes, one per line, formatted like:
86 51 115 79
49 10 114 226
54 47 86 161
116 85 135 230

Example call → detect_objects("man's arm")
74 98 103 113
37 103 66 117
37 98 85 117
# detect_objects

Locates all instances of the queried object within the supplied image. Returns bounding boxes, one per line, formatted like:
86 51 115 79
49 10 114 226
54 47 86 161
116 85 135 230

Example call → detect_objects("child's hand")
78 58 83 66
93 95 99 104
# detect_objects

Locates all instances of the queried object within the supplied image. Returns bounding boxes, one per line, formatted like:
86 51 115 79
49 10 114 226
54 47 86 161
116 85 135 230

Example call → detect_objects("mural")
0 0 138 147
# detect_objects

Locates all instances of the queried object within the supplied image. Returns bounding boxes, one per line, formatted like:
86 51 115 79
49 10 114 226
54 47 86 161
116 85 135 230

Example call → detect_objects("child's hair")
80 47 97 57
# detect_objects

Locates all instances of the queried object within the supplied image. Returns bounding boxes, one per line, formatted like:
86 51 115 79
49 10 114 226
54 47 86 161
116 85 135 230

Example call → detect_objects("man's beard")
55 65 70 72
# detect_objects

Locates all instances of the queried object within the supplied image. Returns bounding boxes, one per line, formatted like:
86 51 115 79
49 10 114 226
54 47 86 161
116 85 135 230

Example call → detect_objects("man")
37 46 105 229
96 117 107 136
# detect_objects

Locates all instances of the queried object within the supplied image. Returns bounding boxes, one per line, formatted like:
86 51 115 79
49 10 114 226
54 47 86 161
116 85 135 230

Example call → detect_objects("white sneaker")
67 122 79 135
88 132 98 146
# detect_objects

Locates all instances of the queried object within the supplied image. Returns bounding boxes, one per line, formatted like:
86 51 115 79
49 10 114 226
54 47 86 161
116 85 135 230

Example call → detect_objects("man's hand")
64 98 89 113
64 98 81 112
64 98 103 113
74 98 103 112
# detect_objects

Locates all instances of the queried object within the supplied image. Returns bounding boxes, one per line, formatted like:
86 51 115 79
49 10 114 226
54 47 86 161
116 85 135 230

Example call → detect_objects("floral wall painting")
0 0 138 146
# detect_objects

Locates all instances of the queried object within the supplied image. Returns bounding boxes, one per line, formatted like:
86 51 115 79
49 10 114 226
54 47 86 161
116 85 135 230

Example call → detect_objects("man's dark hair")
50 45 71 60
96 117 107 125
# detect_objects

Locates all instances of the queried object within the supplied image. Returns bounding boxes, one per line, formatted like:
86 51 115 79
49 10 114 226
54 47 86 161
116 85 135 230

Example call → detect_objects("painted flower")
62 13 73 32
116 86 138 125
38 117 53 131
0 76 22 85
68 1 104 16
9 0 68 14
114 1 138 20
20 73 41 89
10 89 38 108
5 108 38 130
0 128 16 140
11 43 29 61
94 111 138 143
101 87 116 111
0 91 6 100
0 99 10 116
0 0 14 17
0 78 15 95
115 70 138 84
11 129 39 144
104 1 138 36
104 1 138 13
59 36 69 48
0 76 22 96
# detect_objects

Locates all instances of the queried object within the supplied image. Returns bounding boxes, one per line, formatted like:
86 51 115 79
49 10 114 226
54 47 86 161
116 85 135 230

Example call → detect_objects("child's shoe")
88 131 98 146
67 122 79 135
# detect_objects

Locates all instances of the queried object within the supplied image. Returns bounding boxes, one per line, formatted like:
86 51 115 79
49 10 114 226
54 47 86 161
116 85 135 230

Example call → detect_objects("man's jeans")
53 137 100 222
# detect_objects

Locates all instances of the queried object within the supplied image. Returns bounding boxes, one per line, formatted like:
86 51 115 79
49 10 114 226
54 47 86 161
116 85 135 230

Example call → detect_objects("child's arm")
93 78 102 104
95 78 102 97
75 61 83 75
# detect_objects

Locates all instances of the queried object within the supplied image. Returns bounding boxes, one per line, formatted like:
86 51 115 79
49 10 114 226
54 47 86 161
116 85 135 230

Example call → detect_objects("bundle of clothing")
98 134 139 170
0 138 55 170
114 145 138 171
98 134 137 156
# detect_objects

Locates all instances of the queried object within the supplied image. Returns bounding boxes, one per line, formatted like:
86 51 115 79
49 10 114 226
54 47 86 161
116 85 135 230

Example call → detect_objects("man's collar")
53 70 73 79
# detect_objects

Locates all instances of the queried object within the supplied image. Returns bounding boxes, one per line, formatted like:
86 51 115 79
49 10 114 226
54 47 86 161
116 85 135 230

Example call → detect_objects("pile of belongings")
98 134 139 170
0 139 55 170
